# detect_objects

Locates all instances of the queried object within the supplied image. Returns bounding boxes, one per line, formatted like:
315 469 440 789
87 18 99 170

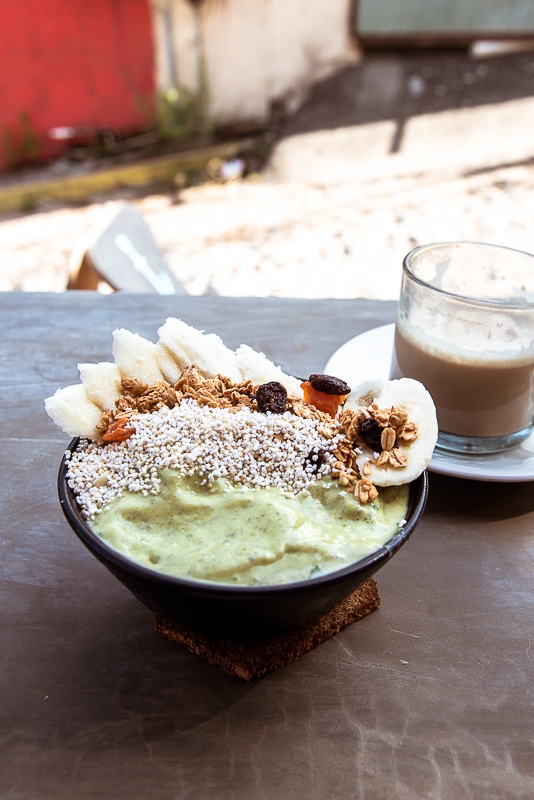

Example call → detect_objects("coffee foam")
404 305 534 362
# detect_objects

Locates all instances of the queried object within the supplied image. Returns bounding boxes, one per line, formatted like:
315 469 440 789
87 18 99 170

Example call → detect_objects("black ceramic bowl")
58 438 428 639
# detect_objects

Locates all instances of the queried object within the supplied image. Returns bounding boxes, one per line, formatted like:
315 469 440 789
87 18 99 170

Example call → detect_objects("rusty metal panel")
356 0 534 38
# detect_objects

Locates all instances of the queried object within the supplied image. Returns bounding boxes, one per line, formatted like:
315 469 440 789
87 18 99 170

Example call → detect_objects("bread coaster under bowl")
155 577 380 681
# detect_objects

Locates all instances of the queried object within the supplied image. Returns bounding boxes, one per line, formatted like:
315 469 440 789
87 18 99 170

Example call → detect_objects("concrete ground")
1 46 533 300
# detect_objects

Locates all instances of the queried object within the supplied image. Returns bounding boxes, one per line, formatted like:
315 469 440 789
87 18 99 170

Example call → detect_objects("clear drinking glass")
390 241 534 454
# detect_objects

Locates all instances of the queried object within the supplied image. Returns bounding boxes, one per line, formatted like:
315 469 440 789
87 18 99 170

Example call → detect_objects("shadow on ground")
279 47 534 154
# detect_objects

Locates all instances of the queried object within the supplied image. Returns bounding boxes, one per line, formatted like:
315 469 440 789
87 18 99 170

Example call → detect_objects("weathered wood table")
2 292 533 799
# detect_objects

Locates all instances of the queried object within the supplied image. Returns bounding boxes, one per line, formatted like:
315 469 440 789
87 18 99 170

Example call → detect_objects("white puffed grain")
67 399 344 519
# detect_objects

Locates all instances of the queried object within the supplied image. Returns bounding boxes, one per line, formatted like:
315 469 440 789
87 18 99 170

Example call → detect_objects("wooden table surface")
2 292 534 800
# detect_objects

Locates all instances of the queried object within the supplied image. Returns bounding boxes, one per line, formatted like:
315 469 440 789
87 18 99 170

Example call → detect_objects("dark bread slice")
155 577 380 680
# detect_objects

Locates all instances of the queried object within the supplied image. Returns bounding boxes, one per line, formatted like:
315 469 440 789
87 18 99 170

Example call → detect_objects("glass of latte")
390 241 534 454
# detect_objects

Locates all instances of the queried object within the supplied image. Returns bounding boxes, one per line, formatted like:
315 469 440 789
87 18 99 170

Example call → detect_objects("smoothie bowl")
49 319 437 638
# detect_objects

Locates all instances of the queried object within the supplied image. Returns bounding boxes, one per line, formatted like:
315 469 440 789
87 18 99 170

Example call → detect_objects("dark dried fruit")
308 373 351 396
359 418 384 452
256 381 287 414
304 447 327 474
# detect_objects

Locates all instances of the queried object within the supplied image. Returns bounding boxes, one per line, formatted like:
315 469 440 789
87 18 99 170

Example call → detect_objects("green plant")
158 67 211 141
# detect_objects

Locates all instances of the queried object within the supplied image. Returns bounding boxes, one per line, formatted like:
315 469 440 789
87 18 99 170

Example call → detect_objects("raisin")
256 381 287 414
359 417 384 451
304 447 326 474
308 373 351 396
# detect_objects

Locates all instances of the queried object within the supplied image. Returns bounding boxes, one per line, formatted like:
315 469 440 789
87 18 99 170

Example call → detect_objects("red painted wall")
0 0 157 169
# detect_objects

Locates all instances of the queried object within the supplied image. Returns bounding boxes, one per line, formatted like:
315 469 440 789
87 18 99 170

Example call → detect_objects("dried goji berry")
102 416 136 443
300 381 347 417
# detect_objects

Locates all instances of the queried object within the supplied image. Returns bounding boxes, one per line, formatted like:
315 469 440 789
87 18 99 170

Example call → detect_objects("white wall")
151 0 359 127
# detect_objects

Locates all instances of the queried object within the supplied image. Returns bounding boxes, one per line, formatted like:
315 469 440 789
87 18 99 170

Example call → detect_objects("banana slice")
157 317 242 382
154 342 183 384
45 384 103 440
344 377 438 486
78 361 121 411
235 344 303 398
112 329 165 385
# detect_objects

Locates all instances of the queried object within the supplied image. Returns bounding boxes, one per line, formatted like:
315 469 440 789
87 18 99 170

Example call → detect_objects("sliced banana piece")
235 344 303 398
157 317 242 382
154 342 183 385
78 361 121 411
112 328 165 385
45 384 103 440
345 377 438 486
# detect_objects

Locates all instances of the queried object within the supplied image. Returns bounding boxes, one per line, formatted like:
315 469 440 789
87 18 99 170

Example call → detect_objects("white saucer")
324 323 534 482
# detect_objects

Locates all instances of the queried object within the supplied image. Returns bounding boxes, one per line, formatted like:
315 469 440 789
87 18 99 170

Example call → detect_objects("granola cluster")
334 402 420 498
97 368 332 434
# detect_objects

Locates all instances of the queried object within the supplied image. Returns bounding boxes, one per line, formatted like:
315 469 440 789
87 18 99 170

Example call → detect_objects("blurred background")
0 0 533 299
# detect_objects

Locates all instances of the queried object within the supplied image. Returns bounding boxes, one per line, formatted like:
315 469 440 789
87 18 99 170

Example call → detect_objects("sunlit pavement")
1 50 533 299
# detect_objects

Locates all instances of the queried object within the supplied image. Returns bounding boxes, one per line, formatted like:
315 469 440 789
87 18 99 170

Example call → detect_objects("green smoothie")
91 470 409 585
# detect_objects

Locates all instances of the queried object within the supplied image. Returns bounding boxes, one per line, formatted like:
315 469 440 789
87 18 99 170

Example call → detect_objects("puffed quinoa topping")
67 399 348 519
